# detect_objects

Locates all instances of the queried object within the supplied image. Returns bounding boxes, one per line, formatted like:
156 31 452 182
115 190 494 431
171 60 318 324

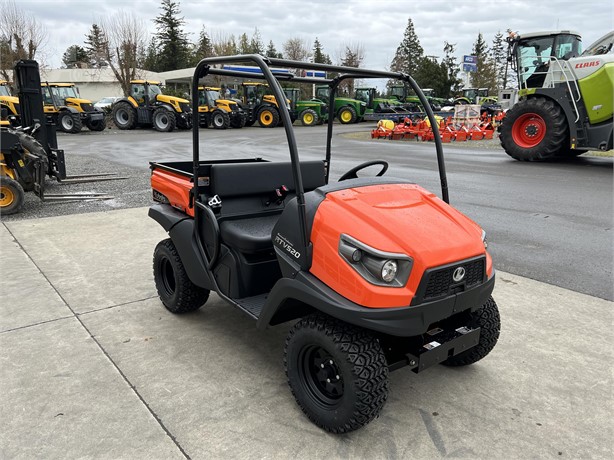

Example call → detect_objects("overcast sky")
21 0 614 72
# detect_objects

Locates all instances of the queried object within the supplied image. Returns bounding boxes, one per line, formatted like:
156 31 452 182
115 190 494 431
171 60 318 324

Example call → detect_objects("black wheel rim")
298 345 344 409
159 257 176 296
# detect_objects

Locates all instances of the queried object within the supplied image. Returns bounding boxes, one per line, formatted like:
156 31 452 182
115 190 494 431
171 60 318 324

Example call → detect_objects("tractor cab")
508 31 583 89
0 81 20 125
130 80 163 107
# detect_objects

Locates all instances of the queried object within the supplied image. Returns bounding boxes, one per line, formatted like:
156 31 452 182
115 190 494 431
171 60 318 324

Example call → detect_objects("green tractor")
283 87 328 126
454 88 498 105
500 30 613 161
314 86 366 124
388 84 444 112
354 87 407 114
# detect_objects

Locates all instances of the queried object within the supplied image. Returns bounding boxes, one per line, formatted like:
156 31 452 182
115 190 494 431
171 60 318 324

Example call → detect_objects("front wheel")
58 111 82 133
285 314 389 433
152 108 176 132
112 102 136 130
211 110 230 129
300 108 318 126
153 239 210 313
337 106 357 124
500 97 568 161
86 118 106 131
257 106 280 128
442 296 500 366
0 176 25 215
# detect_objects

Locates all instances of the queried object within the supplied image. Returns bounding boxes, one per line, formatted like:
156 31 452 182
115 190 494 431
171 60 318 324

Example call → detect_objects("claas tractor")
148 55 500 434
0 81 20 126
238 82 291 128
41 83 106 133
500 30 613 160
111 80 192 132
283 87 328 126
197 86 246 129
315 85 366 123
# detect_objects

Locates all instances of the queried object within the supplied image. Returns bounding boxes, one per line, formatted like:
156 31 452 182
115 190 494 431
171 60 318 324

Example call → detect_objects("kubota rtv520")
149 56 500 433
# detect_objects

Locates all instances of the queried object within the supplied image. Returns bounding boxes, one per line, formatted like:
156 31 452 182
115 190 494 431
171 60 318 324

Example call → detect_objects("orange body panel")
151 169 194 216
309 183 491 308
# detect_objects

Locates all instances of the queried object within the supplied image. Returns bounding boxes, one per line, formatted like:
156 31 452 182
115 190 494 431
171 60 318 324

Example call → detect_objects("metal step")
235 294 268 319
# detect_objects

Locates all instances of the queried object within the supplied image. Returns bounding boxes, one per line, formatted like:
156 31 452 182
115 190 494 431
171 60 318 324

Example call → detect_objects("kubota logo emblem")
575 61 600 69
452 267 466 283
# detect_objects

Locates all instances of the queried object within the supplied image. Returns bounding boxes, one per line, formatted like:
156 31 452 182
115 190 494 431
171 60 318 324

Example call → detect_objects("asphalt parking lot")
1 125 613 459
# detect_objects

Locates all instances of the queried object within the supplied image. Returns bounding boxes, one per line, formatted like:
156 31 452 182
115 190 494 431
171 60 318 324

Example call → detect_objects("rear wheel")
112 102 136 130
211 110 230 129
338 106 357 124
152 108 176 132
257 106 279 128
153 239 210 313
0 176 25 215
442 296 500 366
285 314 389 433
300 109 318 126
58 111 82 133
500 97 568 161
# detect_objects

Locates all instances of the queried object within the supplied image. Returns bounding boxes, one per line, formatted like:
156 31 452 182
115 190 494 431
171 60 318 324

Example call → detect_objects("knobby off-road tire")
257 106 280 128
0 176 25 215
153 239 210 313
211 110 231 129
500 97 568 161
112 102 136 130
442 296 500 366
300 109 318 126
152 108 177 132
285 314 389 433
86 118 106 131
338 106 357 124
58 111 82 133
230 113 247 128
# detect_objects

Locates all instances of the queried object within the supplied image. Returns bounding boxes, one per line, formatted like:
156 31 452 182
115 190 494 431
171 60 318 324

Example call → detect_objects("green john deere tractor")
314 86 366 124
500 30 613 160
283 87 328 126
354 87 407 114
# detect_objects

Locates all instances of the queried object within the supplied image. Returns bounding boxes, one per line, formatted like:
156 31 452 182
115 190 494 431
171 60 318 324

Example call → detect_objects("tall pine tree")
442 41 462 97
152 0 190 71
190 25 213 64
312 37 331 64
84 24 109 67
62 45 89 68
249 28 264 54
470 32 497 92
265 40 282 58
390 18 424 76
491 31 507 89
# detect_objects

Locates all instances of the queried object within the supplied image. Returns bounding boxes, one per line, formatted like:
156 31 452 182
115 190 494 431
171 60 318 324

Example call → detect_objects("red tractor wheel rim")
512 113 546 148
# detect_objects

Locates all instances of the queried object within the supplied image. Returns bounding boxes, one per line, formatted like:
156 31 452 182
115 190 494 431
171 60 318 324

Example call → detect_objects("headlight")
481 229 488 249
338 234 412 287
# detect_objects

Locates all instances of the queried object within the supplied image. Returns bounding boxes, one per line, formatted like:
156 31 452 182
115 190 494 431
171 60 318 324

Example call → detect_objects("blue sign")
463 63 478 73
463 55 477 64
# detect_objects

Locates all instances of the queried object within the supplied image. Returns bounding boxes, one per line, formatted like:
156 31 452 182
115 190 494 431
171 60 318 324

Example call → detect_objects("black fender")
526 89 578 146
154 102 176 113
149 203 214 290
60 106 79 115
257 270 496 337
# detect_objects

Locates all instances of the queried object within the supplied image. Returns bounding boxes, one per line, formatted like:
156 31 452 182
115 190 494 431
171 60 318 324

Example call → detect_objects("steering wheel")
338 160 389 181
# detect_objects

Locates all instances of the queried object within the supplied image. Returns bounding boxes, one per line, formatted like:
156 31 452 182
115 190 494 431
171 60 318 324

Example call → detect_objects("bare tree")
337 42 365 95
282 37 311 62
211 31 237 57
101 12 147 96
0 0 47 81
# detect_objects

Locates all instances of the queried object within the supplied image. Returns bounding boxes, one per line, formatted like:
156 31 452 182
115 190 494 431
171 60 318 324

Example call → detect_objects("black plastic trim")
257 270 495 337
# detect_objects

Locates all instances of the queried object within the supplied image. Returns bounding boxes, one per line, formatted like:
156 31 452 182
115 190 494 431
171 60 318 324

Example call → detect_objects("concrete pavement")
1 207 612 459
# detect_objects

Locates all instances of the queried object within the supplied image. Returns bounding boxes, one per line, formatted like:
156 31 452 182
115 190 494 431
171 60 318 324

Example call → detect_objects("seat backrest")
207 160 326 219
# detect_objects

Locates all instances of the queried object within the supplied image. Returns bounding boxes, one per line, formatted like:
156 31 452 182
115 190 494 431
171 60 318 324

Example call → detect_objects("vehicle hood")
65 97 94 105
156 94 190 104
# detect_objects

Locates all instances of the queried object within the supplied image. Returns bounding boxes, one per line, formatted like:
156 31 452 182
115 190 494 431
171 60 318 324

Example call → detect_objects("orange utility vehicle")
148 56 500 433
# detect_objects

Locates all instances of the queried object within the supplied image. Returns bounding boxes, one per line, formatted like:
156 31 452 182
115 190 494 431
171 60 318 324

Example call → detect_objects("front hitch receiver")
389 326 481 372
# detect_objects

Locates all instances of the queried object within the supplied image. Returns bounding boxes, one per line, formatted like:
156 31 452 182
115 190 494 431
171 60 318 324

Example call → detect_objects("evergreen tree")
442 41 463 97
491 31 507 88
312 37 331 64
414 56 448 97
265 40 282 58
340 44 364 94
152 0 190 71
470 32 497 92
249 28 263 54
84 23 109 67
62 45 89 68
142 37 159 71
190 25 213 64
390 17 424 76
238 33 250 54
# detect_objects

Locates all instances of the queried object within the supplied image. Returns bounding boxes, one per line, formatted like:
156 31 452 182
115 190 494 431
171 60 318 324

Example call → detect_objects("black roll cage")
191 55 449 264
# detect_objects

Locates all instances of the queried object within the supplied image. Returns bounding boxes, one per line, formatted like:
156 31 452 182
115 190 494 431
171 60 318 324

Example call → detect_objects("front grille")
421 257 485 301
81 103 95 112
179 102 191 113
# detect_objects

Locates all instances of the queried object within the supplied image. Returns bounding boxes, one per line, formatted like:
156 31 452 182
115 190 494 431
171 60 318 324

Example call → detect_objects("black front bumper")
259 270 495 337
